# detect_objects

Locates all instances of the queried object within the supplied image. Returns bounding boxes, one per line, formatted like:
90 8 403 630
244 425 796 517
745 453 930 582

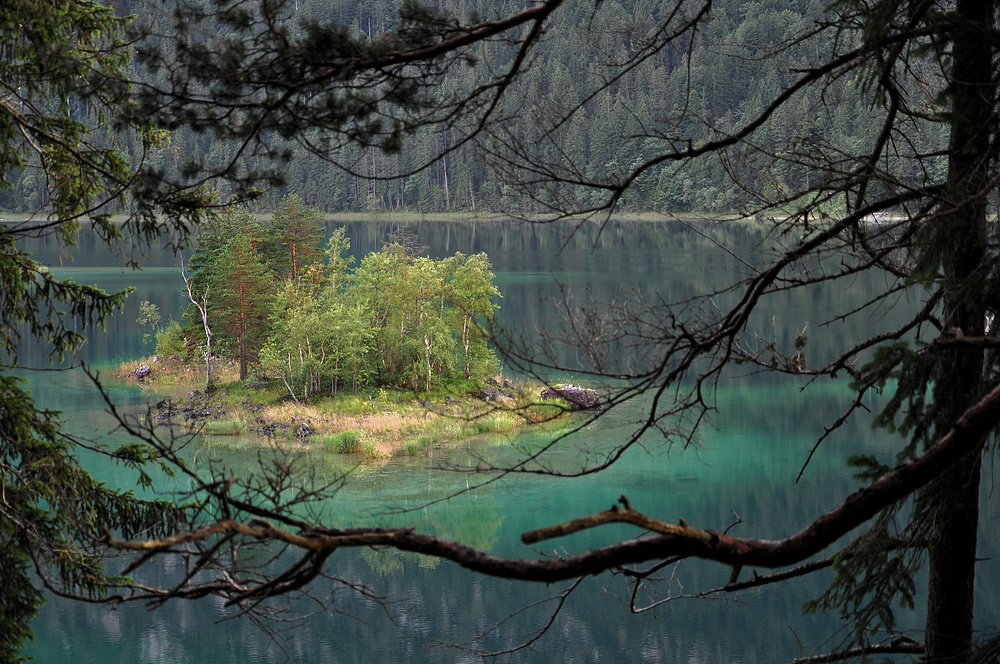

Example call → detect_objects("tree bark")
925 454 982 662
925 0 995 659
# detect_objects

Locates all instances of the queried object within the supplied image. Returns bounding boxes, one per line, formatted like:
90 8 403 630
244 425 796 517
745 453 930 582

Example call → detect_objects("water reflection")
21 219 1000 663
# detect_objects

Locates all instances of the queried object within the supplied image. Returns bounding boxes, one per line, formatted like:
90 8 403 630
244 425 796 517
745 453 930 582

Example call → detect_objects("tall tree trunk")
238 317 248 381
924 0 994 659
442 145 451 210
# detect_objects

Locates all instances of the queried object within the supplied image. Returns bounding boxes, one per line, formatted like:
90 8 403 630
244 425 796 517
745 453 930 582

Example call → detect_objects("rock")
249 421 290 436
540 384 602 410
296 422 312 438
133 365 152 380
480 387 502 401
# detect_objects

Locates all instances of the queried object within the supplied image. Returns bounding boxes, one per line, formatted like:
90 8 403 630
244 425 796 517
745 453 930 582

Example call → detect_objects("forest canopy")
0 0 916 216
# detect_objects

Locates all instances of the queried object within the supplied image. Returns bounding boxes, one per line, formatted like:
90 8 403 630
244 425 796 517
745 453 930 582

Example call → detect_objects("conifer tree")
0 1 209 657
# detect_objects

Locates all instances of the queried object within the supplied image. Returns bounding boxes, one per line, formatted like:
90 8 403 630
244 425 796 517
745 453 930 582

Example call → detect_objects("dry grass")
258 402 439 458
251 395 552 459
112 357 572 460
111 356 239 388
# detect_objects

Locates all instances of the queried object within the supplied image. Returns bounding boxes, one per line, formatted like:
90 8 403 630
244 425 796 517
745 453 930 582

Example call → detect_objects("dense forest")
0 0 945 215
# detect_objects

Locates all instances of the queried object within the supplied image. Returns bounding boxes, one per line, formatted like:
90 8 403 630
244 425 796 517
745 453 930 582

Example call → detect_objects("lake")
22 217 1000 662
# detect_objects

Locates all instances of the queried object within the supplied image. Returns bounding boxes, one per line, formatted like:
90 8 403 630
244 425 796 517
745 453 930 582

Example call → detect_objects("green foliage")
320 429 367 454
1 0 922 217
0 1 214 656
470 410 519 435
846 455 892 483
7 0 993 659
803 511 920 644
333 429 362 455
155 320 186 357
258 218 501 396
184 200 501 397
185 208 275 380
347 243 501 391
0 535 42 664
267 195 325 282
213 229 274 379
324 227 355 292
136 301 162 331
203 418 247 435
137 301 162 345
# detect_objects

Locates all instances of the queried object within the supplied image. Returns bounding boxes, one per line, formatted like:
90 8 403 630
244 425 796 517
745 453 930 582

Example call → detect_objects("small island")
114 198 597 457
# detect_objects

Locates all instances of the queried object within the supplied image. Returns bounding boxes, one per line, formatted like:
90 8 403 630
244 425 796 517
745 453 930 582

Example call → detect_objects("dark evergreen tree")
267 194 325 282
213 231 275 381
0 1 209 657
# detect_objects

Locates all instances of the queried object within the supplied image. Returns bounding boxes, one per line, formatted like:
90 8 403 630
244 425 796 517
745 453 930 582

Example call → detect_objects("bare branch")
792 636 923 663
107 381 1000 592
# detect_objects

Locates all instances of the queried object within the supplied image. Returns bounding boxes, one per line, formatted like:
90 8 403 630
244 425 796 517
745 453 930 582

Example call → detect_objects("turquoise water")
21 219 1000 662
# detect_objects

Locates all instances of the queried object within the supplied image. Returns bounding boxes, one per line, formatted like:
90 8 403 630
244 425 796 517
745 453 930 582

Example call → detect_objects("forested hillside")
0 0 946 214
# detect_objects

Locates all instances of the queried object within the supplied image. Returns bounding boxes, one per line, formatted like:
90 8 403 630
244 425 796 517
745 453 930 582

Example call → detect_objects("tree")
483 1 1000 661
125 0 566 196
0 0 211 658
181 258 216 390
106 2 1000 663
439 252 501 381
268 195 325 282
261 275 342 401
0 0 566 658
212 223 275 381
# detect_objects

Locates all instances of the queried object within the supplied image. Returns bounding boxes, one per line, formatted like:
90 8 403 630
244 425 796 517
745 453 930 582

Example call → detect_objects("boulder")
539 384 601 410
480 387 502 402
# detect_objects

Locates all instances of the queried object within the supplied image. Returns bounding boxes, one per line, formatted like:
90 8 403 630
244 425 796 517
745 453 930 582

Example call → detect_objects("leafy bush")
155 320 185 357
243 369 271 389
473 411 518 434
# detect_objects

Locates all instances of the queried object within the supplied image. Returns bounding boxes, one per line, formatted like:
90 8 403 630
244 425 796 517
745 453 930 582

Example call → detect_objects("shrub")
359 431 381 458
404 438 429 456
155 320 185 357
244 368 271 389
331 429 364 454
475 410 518 434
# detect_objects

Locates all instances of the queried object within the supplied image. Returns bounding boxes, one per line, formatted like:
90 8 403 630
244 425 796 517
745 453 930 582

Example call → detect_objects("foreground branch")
107 382 1000 590
792 636 923 663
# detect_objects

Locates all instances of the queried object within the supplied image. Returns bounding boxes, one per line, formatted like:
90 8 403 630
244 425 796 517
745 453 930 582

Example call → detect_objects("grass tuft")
202 418 246 436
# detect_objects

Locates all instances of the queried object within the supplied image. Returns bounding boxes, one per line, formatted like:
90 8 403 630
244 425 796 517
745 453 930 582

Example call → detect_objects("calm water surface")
22 218 1000 662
